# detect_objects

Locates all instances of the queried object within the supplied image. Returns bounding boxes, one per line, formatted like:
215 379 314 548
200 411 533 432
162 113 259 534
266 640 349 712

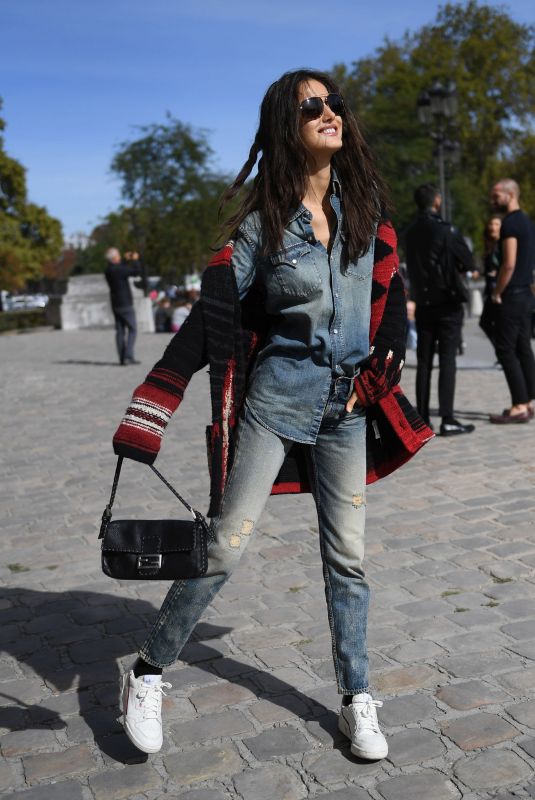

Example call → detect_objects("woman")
112 69 432 760
479 214 502 346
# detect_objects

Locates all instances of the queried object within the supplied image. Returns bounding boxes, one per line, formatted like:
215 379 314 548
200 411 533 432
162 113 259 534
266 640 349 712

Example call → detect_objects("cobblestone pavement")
1 319 535 800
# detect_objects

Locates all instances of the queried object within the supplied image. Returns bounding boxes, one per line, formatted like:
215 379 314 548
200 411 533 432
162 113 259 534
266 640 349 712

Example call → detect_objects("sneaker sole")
338 714 388 760
120 673 163 754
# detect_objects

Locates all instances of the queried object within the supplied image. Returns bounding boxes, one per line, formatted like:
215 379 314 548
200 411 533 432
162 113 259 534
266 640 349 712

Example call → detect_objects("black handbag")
99 457 209 580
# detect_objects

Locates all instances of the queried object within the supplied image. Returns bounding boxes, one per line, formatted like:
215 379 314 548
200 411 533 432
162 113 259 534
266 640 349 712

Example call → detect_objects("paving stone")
164 665 220 690
255 645 303 668
519 738 535 758
440 630 508 654
305 711 347 747
395 599 452 617
164 742 244 785
499 669 535 696
0 727 58 756
22 743 96 784
506 700 535 727
176 792 227 800
387 728 445 766
232 627 300 651
170 709 255 745
98 732 149 766
402 617 460 640
502 619 535 640
485 582 535 601
302 747 383 785
506 640 535 660
188 682 256 713
244 725 313 759
380 693 438 726
441 711 519 750
65 708 123 741
387 639 445 663
437 652 518 678
499 599 535 619
10 780 85 800
377 769 460 800
234 764 307 800
319 789 373 800
375 665 442 694
453 748 532 789
249 694 309 724
68 638 125 664
0 761 16 793
436 680 509 710
0 678 46 707
89 763 162 799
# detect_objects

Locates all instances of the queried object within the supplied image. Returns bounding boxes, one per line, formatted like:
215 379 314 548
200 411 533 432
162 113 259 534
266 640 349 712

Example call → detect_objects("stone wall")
46 274 155 332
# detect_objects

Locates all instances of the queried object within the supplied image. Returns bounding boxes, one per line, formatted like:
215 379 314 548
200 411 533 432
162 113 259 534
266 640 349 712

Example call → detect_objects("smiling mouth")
319 127 338 135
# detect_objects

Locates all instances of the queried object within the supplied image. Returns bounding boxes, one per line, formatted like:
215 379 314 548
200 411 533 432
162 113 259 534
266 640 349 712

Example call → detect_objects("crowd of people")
402 178 535 432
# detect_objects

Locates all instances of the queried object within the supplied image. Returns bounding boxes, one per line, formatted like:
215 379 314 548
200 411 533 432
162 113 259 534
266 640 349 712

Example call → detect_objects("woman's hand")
345 389 360 413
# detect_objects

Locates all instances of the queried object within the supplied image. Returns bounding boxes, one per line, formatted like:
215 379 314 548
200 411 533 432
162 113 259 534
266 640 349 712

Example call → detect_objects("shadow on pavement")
0 588 353 764
53 360 122 367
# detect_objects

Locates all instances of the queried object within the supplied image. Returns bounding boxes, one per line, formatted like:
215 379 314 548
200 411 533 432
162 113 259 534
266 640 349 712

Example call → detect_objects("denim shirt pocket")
268 241 322 298
344 235 375 279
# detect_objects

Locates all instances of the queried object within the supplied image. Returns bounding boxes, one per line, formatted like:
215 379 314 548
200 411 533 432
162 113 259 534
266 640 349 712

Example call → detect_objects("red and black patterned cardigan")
113 220 433 516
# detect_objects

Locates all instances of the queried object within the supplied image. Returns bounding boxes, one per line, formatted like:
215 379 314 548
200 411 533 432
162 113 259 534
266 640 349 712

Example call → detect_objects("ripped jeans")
139 377 370 694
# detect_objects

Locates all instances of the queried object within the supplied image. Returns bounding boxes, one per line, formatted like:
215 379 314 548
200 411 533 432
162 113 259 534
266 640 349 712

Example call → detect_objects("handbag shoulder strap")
99 457 205 539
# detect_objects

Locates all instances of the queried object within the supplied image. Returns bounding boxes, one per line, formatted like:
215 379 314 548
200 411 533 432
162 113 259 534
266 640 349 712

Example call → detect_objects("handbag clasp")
137 554 163 572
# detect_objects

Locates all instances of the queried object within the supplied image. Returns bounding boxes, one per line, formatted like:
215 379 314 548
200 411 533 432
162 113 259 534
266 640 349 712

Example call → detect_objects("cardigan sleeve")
353 222 408 407
112 300 207 463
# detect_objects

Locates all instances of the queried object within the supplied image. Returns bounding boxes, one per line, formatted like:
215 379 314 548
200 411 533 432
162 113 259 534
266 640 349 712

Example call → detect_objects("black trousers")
113 305 137 364
494 289 535 405
415 303 464 422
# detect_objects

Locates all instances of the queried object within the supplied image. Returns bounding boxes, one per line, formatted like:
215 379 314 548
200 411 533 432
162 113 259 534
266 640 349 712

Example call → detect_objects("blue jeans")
139 377 370 694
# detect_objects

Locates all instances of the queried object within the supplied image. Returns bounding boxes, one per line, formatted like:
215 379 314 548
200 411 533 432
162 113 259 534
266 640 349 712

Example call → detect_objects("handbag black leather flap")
103 519 199 553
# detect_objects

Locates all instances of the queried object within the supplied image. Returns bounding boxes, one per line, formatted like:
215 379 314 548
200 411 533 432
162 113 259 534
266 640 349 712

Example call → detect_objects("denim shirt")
232 177 373 444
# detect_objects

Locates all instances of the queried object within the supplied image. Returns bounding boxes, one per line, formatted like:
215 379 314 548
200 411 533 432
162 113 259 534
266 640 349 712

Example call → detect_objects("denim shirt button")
292 259 297 264
333 328 338 334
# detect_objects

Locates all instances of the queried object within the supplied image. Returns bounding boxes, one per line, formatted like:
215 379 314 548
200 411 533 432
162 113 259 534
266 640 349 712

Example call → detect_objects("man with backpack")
405 183 475 436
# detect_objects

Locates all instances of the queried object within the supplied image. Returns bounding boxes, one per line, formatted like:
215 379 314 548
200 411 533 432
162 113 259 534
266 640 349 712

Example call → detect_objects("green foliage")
0 100 63 289
76 115 231 283
334 1 535 254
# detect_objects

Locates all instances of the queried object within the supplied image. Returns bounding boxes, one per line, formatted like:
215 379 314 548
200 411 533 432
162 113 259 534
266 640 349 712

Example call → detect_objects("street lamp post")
417 81 459 221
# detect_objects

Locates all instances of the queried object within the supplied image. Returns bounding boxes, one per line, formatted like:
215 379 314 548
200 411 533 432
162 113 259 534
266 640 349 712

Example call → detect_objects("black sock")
133 657 163 678
342 695 353 706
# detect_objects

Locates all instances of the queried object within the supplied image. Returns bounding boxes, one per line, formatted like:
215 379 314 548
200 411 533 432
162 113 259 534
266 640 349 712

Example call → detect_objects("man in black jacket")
105 247 142 365
405 184 475 436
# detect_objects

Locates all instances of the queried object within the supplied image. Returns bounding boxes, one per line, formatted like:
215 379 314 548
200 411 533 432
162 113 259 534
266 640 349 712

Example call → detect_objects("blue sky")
1 0 532 240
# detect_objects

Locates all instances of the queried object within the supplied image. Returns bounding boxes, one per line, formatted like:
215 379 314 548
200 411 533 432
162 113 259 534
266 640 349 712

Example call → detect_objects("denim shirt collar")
288 168 342 225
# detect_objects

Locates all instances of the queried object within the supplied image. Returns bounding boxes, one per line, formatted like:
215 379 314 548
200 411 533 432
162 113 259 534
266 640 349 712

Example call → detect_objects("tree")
99 115 231 282
0 101 63 290
333 2 535 254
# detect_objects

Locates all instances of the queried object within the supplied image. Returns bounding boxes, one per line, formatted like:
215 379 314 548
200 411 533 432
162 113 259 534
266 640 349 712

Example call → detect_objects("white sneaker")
338 692 388 760
120 670 171 753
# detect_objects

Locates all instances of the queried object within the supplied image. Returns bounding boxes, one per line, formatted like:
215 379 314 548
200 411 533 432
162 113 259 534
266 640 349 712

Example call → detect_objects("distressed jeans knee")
139 407 290 668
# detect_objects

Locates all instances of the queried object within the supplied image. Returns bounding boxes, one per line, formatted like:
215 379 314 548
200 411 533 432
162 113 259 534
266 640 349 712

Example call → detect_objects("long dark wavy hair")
220 68 391 262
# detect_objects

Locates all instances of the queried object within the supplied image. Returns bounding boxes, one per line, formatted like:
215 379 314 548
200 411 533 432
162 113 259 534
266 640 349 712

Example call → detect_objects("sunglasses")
299 93 345 121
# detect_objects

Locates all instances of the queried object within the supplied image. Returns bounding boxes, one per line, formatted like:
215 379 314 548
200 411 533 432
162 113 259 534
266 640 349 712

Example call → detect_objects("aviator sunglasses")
299 93 345 121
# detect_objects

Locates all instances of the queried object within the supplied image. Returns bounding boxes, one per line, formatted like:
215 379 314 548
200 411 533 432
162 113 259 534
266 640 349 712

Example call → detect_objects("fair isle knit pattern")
113 220 434 516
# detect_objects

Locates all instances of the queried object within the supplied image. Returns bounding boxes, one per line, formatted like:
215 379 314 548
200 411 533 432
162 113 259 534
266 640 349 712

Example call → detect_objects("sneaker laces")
351 697 383 734
135 681 171 720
